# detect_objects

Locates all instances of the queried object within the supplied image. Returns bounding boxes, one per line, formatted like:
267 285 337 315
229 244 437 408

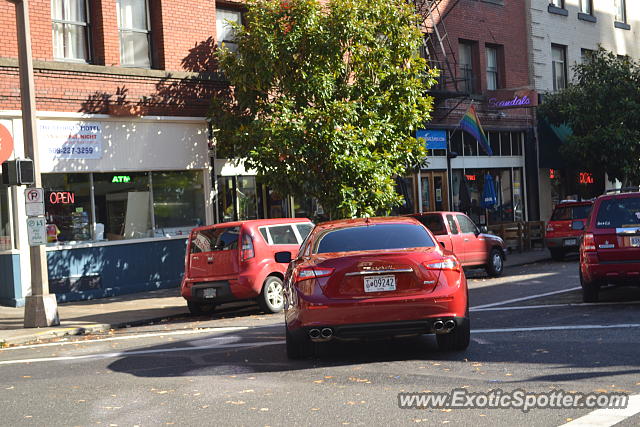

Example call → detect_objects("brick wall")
0 0 225 116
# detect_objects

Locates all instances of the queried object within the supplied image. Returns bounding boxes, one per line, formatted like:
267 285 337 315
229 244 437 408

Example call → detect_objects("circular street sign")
0 123 14 164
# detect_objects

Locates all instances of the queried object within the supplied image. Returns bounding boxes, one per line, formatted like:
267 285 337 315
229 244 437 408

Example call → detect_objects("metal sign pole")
9 0 59 327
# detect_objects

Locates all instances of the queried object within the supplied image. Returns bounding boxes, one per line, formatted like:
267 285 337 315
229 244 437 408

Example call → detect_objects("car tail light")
424 257 460 271
241 234 254 261
582 233 596 252
295 267 335 282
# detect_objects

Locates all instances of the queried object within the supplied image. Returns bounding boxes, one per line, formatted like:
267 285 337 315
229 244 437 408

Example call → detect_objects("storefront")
213 159 327 224
412 128 529 226
0 114 212 307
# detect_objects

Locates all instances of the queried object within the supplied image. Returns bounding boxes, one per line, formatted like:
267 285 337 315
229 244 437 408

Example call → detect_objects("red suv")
580 190 640 302
181 218 313 315
546 201 593 260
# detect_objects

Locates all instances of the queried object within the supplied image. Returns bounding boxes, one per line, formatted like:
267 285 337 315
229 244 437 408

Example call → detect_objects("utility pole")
8 0 60 327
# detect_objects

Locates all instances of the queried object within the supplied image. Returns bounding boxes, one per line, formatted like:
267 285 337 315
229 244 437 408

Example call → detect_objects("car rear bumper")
286 287 467 332
545 237 579 250
582 259 640 284
181 274 259 302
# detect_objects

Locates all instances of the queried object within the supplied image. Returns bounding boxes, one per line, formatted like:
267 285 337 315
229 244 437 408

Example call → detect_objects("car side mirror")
439 241 446 249
275 251 292 263
479 226 488 234
571 221 584 231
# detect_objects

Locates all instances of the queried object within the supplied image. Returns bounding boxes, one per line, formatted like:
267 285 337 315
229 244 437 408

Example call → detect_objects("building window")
152 170 205 233
549 0 564 8
486 46 499 91
42 171 205 244
581 48 594 63
579 0 592 15
116 0 151 68
93 172 151 240
615 0 627 23
216 8 242 52
51 0 90 62
0 187 11 250
551 44 567 91
459 41 475 94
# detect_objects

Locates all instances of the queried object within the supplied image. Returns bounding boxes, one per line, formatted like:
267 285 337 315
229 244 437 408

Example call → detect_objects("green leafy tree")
211 0 437 218
539 47 640 186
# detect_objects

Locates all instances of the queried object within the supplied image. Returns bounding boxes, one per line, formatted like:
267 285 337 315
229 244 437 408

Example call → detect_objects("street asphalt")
1 257 639 426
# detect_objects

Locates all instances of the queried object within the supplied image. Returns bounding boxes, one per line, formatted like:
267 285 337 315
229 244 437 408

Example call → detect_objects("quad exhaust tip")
444 320 456 330
309 328 321 339
433 320 444 331
321 328 333 338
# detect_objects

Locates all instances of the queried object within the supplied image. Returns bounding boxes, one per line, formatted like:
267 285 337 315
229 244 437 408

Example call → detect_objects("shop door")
419 171 449 212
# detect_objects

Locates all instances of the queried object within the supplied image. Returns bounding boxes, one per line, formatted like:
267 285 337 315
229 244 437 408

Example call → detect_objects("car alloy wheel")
259 276 285 313
485 248 504 277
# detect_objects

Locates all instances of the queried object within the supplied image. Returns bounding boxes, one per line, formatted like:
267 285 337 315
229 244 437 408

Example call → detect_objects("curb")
1 312 190 347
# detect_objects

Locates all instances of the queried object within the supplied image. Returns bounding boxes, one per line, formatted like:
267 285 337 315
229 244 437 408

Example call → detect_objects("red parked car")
408 212 506 277
580 190 640 302
277 216 470 359
546 200 593 260
181 218 313 315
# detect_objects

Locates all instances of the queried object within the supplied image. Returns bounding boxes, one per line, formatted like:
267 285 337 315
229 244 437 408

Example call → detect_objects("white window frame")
216 8 242 52
486 46 499 91
551 44 567 92
51 0 91 62
549 0 564 8
116 0 152 68
615 0 627 23
579 0 592 15
459 41 475 94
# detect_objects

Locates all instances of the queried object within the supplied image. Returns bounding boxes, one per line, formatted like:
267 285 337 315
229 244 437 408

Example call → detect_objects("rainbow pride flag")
460 104 493 155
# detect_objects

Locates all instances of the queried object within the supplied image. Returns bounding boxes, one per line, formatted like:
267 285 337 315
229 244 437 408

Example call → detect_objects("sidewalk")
0 248 551 347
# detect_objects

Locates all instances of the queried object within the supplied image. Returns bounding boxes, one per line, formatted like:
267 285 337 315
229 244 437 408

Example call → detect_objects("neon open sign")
49 191 75 204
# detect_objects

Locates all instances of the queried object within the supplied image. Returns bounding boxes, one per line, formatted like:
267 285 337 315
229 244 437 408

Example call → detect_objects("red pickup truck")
409 211 506 277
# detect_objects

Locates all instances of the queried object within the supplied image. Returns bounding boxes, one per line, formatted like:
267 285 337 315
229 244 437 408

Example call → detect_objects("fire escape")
413 0 468 118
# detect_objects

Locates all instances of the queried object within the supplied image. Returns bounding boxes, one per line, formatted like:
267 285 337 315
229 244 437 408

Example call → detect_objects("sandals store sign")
487 89 538 109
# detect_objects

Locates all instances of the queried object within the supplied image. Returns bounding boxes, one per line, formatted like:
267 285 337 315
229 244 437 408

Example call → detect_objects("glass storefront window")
513 168 524 221
500 132 512 156
43 173 92 243
93 172 151 240
463 132 478 156
42 170 206 244
488 131 500 156
0 187 11 250
152 170 205 234
237 176 259 221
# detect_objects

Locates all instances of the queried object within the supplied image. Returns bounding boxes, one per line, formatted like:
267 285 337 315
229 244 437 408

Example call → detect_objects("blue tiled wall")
0 254 23 307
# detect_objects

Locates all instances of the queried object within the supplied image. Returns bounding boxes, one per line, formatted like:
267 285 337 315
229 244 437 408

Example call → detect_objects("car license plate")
364 275 396 293
631 237 640 247
564 239 577 246
202 288 217 299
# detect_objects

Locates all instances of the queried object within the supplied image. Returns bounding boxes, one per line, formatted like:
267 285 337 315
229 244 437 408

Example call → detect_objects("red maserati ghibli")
275 216 470 359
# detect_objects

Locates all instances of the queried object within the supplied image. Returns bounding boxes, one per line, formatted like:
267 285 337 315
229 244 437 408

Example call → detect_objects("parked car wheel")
258 276 285 313
485 248 504 277
436 318 470 351
550 248 565 261
187 301 215 316
580 270 600 303
286 325 314 359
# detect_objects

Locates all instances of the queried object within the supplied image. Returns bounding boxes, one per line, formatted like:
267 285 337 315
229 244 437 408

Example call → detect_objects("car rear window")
314 223 435 254
595 197 640 229
415 214 447 235
190 226 239 253
551 205 592 221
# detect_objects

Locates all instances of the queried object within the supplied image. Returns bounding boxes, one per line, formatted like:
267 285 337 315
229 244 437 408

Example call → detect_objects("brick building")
528 0 640 222
411 0 538 227
0 0 244 306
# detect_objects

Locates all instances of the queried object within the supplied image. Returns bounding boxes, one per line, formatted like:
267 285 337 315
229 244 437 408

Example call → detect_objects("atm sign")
112 175 131 183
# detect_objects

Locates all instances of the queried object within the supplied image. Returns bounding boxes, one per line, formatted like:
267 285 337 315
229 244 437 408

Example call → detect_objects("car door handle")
207 256 214 263
464 239 469 242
